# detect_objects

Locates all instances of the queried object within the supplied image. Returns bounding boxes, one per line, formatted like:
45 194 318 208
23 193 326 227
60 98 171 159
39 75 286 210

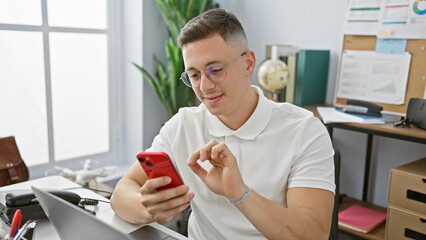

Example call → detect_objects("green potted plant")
134 0 219 118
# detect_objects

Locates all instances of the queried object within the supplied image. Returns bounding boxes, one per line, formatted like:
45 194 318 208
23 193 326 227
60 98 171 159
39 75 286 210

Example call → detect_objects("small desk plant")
134 0 219 118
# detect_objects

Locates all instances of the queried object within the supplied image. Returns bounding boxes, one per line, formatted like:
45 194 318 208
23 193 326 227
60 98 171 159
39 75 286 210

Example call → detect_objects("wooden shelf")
338 196 387 240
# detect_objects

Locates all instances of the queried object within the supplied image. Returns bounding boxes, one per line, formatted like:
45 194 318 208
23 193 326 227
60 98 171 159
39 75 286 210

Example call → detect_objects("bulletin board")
334 35 426 115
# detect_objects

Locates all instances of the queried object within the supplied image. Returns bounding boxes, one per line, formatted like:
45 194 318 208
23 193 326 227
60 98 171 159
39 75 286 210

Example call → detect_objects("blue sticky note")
375 38 407 54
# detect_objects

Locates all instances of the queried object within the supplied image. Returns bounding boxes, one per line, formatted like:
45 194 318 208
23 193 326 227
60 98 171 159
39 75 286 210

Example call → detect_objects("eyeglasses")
180 51 247 88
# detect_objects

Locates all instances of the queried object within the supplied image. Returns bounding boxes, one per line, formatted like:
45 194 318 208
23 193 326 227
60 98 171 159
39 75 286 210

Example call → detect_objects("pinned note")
375 38 407 54
379 30 392 35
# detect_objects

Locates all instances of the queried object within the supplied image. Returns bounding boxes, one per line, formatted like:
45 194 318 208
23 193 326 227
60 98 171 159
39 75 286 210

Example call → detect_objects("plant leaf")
155 0 180 40
165 39 178 111
132 62 160 97
198 0 208 15
153 57 169 99
133 62 174 117
134 0 220 118
185 0 195 21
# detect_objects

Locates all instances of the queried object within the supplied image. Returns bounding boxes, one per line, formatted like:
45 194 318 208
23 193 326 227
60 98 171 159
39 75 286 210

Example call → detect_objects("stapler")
344 99 383 117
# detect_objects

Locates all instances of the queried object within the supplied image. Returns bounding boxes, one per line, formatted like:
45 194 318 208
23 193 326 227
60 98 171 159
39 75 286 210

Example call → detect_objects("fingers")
141 184 194 224
187 139 218 164
142 176 172 193
188 139 229 163
187 140 222 180
148 191 194 215
187 140 235 173
210 143 236 169
141 180 187 205
187 157 208 180
151 202 192 224
198 140 233 163
210 142 232 160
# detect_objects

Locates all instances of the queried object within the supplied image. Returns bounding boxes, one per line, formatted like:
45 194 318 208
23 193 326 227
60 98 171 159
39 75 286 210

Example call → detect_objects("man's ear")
244 50 256 76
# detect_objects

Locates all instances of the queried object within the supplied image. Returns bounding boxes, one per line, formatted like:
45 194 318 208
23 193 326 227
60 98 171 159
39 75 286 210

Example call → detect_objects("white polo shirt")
147 86 335 239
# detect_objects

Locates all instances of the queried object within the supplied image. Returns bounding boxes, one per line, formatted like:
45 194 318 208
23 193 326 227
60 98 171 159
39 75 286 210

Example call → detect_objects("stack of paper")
317 107 397 124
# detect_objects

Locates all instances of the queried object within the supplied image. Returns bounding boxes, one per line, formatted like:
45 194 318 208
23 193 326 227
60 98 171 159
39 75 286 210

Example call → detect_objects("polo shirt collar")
206 86 272 140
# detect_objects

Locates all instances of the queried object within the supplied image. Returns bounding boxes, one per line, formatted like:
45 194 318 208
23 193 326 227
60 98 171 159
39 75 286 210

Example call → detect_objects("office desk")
0 176 187 240
304 105 426 239
304 105 426 202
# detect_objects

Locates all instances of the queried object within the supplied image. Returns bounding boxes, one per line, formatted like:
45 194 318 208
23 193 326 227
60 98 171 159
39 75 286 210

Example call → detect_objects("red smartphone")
137 152 183 191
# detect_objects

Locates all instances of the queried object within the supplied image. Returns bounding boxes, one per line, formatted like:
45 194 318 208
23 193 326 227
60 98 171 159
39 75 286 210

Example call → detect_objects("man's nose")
199 73 215 92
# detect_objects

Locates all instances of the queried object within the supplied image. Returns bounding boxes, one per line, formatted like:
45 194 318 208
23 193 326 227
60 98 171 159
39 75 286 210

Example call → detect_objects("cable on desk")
83 187 114 195
60 187 111 206
79 198 110 206
62 186 113 195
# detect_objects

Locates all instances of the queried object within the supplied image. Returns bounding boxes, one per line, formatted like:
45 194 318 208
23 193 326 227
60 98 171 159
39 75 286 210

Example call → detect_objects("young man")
111 9 335 240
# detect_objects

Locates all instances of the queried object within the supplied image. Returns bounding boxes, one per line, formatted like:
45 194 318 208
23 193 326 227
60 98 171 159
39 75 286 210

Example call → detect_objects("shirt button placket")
225 135 241 168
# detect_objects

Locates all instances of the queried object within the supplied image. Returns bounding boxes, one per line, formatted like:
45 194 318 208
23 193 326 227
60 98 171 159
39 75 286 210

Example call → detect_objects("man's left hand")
187 140 247 202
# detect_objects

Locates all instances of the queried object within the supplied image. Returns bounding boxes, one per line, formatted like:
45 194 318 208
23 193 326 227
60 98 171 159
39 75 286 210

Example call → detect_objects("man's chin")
204 103 223 116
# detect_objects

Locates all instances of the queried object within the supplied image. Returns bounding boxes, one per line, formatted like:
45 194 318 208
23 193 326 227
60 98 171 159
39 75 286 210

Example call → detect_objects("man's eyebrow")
185 59 226 71
185 67 199 72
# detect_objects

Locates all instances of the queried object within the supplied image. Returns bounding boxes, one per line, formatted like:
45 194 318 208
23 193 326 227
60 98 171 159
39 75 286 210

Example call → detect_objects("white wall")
121 0 142 169
121 0 168 170
141 0 169 151
126 0 426 207
217 0 346 104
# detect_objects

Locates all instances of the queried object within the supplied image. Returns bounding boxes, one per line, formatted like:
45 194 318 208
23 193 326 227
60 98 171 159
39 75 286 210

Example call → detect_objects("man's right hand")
140 176 194 224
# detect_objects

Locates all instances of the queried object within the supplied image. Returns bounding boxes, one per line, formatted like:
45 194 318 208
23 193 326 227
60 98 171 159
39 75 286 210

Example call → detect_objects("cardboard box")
385 206 426 240
388 158 426 215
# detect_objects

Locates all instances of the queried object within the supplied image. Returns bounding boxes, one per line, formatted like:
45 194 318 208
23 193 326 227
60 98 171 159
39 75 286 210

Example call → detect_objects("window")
0 0 121 177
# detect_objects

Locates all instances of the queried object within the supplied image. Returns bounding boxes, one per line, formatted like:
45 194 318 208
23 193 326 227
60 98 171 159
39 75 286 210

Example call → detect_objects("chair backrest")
329 149 341 240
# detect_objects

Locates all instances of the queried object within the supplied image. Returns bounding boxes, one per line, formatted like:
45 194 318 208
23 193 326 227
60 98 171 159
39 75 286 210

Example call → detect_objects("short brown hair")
178 8 247 50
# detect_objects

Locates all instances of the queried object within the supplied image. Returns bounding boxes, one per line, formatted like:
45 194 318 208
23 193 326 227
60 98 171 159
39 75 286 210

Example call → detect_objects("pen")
9 209 22 237
12 219 35 240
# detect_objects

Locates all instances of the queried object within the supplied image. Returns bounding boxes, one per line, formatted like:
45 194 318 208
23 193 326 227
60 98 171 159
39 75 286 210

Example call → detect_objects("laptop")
31 186 178 240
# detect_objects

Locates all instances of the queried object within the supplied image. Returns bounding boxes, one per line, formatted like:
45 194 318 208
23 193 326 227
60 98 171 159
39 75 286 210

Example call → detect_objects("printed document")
337 50 411 105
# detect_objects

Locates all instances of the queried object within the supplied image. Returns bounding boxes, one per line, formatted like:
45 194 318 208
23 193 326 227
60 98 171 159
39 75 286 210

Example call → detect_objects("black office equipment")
406 98 426 130
0 189 81 226
394 98 426 130
344 99 383 117
393 117 411 128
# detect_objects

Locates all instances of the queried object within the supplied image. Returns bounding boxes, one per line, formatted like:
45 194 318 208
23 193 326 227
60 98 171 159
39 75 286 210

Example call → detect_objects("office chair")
329 149 341 240
177 150 342 239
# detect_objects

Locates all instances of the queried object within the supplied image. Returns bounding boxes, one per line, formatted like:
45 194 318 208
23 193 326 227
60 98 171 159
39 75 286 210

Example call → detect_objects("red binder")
338 205 387 233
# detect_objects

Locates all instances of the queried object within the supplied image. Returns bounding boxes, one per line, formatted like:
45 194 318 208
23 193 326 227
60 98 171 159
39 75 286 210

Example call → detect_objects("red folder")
338 205 387 233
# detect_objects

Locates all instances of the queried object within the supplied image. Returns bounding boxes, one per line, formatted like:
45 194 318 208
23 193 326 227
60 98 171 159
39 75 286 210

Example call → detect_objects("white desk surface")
0 176 187 240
